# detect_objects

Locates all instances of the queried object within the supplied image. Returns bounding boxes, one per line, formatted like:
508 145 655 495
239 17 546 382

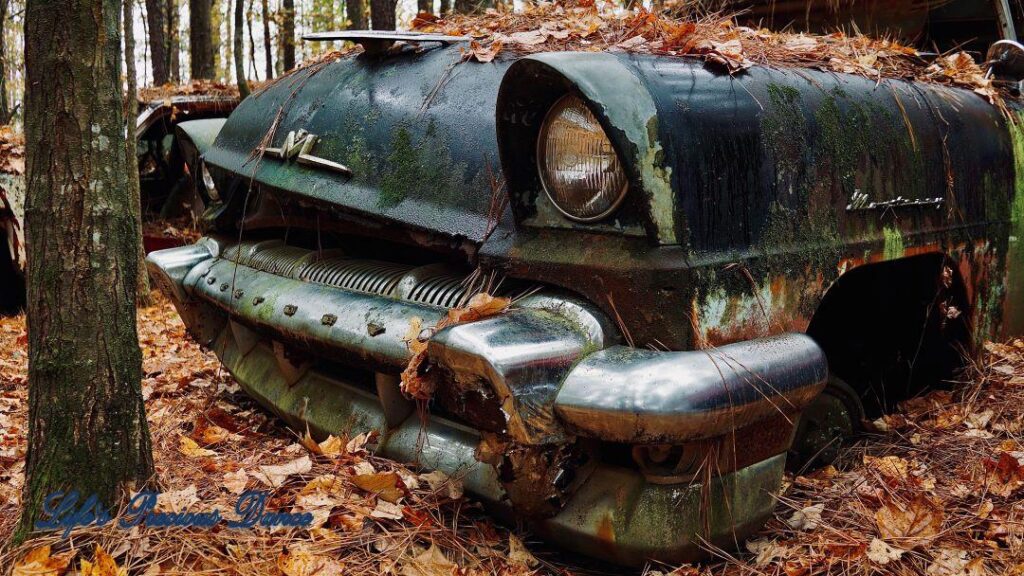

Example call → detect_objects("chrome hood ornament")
262 129 353 177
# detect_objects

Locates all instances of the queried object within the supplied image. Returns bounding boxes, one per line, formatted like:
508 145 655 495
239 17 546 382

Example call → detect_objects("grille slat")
216 242 491 309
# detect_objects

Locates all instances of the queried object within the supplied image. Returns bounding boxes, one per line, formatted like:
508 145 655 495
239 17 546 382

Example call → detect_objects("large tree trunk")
168 0 180 81
261 0 272 78
234 0 250 96
346 0 365 29
18 0 154 539
370 0 395 29
190 0 215 79
145 0 169 85
124 0 152 305
282 0 294 70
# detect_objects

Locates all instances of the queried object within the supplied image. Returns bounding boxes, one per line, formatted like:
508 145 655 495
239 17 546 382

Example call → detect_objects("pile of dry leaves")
2 295 1024 575
412 2 1001 103
0 126 25 176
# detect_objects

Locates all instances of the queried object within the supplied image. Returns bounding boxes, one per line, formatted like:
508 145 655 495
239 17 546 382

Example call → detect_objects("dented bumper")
147 239 828 565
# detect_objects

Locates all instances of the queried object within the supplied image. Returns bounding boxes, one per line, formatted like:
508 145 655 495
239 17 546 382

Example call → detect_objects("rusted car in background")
0 93 237 312
147 1 1024 566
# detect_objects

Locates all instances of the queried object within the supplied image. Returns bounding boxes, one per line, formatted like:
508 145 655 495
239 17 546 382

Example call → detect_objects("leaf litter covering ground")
0 295 1022 575
407 2 1006 105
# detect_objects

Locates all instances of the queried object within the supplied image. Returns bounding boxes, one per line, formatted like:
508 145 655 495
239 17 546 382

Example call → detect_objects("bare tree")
168 0 180 81
0 0 11 123
234 0 250 96
145 0 169 84
282 0 295 70
124 0 152 305
347 0 366 29
261 0 272 78
19 0 154 539
370 0 396 29
191 0 215 79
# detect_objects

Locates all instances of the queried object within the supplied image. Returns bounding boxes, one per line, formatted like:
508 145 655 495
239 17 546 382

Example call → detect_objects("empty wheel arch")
805 253 972 417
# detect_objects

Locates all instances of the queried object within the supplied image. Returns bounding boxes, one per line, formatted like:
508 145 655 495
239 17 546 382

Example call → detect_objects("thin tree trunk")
346 0 365 29
124 0 153 305
247 0 257 81
417 0 431 15
211 0 222 78
234 0 249 97
18 0 154 541
145 0 168 84
370 0 395 29
439 0 449 16
261 0 272 78
454 0 490 13
190 0 215 79
282 0 294 70
168 0 180 81
0 0 10 124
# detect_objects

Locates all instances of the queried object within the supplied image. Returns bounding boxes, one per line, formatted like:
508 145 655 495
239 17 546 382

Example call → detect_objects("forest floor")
1 292 1024 575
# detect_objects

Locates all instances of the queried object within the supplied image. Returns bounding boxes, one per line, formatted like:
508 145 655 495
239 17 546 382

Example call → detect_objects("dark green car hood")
205 45 513 242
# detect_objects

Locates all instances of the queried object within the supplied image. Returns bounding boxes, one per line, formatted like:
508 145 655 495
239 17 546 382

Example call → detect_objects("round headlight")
537 94 629 222
201 162 221 202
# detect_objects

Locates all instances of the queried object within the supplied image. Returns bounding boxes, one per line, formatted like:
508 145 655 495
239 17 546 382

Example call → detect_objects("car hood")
205 45 513 243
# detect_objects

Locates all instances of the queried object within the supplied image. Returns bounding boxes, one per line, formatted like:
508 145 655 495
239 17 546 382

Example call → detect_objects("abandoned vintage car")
147 11 1024 566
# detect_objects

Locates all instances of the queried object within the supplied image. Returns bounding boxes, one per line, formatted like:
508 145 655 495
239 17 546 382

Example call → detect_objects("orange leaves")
982 452 1024 497
277 546 344 576
13 545 74 576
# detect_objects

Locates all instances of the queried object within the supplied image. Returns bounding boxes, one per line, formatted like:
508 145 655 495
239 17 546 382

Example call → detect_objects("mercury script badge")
261 129 353 177
847 190 944 212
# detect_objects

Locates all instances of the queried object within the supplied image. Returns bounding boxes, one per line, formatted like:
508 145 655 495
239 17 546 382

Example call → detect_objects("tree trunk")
261 0 272 78
168 0 180 81
145 0 168 84
190 0 215 79
211 0 222 77
370 0 395 29
454 0 490 13
346 0 365 29
124 0 153 305
247 0 257 80
18 0 154 540
234 0 250 96
438 0 449 16
417 0 431 15
0 0 10 124
282 0 294 70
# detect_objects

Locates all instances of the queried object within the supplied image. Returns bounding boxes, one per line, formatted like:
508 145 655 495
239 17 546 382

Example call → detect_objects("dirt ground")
2 292 1024 575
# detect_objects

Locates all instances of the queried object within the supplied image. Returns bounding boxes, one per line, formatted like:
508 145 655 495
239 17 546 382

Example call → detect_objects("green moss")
882 225 905 261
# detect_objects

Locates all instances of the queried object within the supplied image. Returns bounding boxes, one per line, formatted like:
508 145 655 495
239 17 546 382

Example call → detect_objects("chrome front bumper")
147 239 827 565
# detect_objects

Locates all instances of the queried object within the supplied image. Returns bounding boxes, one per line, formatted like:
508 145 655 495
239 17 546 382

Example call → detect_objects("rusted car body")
147 25 1024 564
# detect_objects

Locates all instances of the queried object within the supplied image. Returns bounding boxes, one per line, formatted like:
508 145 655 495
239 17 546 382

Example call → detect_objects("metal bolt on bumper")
146 239 828 565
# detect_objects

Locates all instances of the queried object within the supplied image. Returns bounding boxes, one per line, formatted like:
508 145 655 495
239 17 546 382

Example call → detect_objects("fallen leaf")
252 455 312 487
984 452 1024 497
867 538 904 565
420 470 464 500
353 472 404 503
79 545 126 576
400 543 456 576
508 534 539 568
13 545 73 576
301 431 344 457
786 503 824 531
178 435 216 458
156 485 199 512
370 500 405 520
875 496 944 548
276 545 344 576
223 469 248 495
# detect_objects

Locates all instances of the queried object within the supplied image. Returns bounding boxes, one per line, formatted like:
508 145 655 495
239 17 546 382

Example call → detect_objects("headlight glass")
537 94 628 222
201 162 220 202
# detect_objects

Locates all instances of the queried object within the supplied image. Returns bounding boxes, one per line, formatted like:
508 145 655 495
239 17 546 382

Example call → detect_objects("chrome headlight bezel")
535 93 629 223
200 161 221 203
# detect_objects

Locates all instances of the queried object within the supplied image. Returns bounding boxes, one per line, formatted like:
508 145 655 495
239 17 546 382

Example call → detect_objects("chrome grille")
298 258 411 297
247 245 309 277
407 274 469 308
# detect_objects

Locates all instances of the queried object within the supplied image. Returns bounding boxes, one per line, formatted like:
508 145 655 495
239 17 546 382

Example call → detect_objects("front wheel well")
806 253 972 416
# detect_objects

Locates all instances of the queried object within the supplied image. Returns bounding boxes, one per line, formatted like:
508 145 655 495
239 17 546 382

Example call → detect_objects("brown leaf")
277 546 344 576
875 496 944 548
353 471 405 503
